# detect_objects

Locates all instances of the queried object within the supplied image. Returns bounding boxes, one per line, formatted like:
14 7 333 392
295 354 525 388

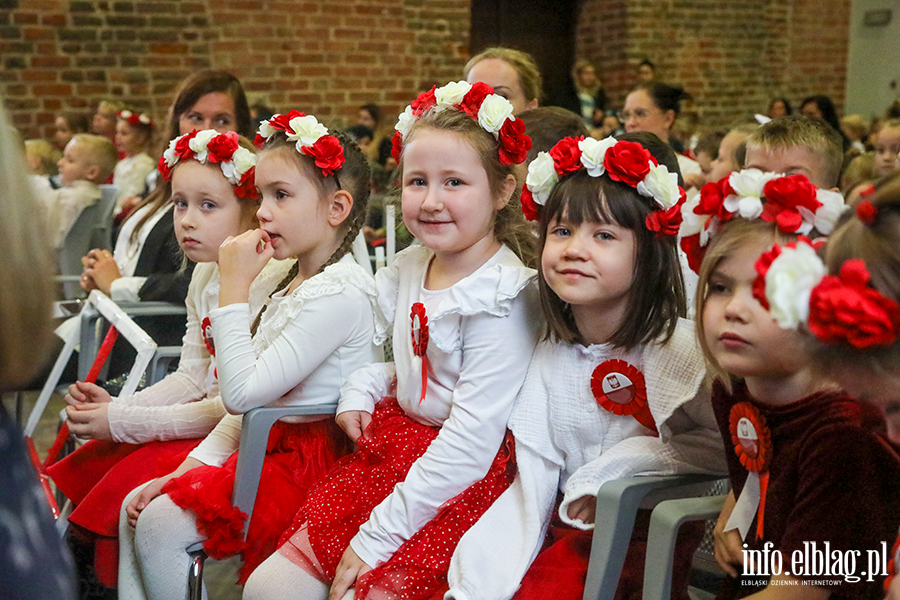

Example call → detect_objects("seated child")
706 123 758 185
113 110 157 216
683 128 726 190
683 170 900 598
38 133 118 247
25 138 62 196
744 115 843 190
873 119 900 178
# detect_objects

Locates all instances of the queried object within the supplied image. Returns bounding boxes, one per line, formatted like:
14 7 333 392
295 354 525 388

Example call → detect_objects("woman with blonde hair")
553 58 608 127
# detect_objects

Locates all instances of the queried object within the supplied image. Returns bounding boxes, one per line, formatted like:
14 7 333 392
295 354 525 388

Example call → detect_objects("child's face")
57 139 96 186
744 144 832 189
707 131 743 183
542 215 635 336
171 161 246 263
695 150 714 176
254 152 334 261
702 236 810 380
93 107 117 138
401 128 507 267
115 121 147 156
874 127 900 177
54 117 74 150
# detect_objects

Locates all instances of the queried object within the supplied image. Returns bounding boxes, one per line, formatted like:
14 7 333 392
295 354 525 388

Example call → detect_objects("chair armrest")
584 474 724 600
232 403 339 524
146 346 182 386
642 495 728 600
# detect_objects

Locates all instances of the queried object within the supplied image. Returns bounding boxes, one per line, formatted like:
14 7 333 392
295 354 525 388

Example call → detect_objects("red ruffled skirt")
278 397 517 600
513 510 705 600
47 437 203 586
161 418 353 584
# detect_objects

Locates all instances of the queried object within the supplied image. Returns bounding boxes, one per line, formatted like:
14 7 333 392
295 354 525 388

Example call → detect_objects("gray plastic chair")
186 402 340 600
583 474 725 600
56 184 118 299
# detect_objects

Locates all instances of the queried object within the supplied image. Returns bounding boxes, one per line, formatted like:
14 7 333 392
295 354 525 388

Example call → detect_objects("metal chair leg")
186 543 207 600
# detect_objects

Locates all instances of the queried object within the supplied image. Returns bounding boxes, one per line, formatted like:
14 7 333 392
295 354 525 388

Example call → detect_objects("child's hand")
84 250 121 296
65 381 113 405
336 410 372 443
65 402 112 440
566 495 597 524
330 546 372 600
125 458 202 528
218 229 275 306
713 490 744 578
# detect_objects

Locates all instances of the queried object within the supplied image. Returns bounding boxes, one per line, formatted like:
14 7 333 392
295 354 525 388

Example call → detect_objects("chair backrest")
57 202 103 298
92 184 119 250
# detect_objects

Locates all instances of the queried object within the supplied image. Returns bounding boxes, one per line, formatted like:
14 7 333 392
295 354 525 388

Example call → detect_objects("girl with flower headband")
112 109 157 217
241 81 540 600
48 129 291 592
451 134 725 600
689 170 900 598
118 114 378 600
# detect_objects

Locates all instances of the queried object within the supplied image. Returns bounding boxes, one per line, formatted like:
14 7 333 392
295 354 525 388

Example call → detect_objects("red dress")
277 397 517 600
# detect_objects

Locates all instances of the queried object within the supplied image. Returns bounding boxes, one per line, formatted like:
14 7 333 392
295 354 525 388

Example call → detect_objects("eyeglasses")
617 108 656 122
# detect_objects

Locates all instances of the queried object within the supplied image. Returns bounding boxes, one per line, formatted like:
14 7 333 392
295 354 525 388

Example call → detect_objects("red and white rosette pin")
884 528 900 592
201 316 217 379
410 302 430 405
727 402 772 541
590 360 657 434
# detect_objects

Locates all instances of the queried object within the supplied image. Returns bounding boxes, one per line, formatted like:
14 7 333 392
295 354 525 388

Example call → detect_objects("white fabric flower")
258 117 278 141
814 188 846 235
435 81 472 108
678 189 705 237
162 138 178 167
138 113 151 124
477 94 514 135
637 163 681 209
286 115 328 147
395 106 416 139
120 110 132 119
221 146 256 183
765 242 826 329
579 136 617 177
723 169 779 219
525 152 559 205
188 130 218 163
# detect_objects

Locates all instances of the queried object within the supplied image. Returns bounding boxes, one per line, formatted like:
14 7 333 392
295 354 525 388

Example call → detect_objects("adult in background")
464 46 541 114
800 94 851 151
552 59 608 128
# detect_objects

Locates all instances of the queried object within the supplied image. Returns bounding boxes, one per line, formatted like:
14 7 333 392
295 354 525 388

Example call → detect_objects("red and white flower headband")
117 109 153 128
754 238 900 349
521 135 686 235
159 129 258 200
680 170 846 273
255 110 345 177
390 81 531 166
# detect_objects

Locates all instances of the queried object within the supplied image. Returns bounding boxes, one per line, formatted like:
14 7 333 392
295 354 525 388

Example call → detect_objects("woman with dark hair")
621 81 701 178
800 94 850 150
767 97 792 119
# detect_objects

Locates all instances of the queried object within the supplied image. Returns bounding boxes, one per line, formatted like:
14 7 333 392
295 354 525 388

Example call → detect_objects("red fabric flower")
549 136 584 176
696 177 736 223
680 234 705 274
234 170 259 200
269 110 306 134
158 155 173 181
254 133 267 149
301 134 345 177
497 117 531 166
645 202 683 238
410 302 429 356
808 259 900 348
174 130 198 161
752 244 783 310
761 174 821 233
206 132 239 164
390 131 403 162
520 185 539 221
410 86 437 116
856 198 877 224
604 140 656 187
459 82 492 120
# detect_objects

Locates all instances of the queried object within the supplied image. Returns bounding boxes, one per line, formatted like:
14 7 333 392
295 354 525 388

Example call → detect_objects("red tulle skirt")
513 510 705 600
161 418 353 584
47 437 203 586
278 397 517 600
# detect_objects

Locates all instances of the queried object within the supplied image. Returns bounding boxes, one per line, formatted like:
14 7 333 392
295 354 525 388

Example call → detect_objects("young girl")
46 129 288 591
119 112 377 599
684 171 900 598
447 135 727 600
113 109 157 217
242 81 540 600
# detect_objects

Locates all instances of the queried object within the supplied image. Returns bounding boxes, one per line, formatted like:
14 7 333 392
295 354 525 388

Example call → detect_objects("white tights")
118 484 208 600
242 551 331 600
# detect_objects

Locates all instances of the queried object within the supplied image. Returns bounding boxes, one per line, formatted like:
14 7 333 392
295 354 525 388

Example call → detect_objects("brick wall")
1 0 470 140
576 0 851 129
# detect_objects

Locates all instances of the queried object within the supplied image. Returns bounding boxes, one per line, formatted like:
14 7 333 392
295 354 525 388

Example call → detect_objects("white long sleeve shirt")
338 244 542 570
446 319 728 600
107 259 292 443
187 255 379 467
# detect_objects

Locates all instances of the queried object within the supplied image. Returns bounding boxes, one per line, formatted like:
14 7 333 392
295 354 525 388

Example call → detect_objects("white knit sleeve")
186 413 243 467
106 398 226 444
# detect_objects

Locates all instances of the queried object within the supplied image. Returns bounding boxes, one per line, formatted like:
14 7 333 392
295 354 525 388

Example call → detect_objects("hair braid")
249 260 299 336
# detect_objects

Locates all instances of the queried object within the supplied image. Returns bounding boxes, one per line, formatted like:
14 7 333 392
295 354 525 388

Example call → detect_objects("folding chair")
92 184 119 250
56 185 118 299
185 402 340 600
583 474 726 600
23 290 157 526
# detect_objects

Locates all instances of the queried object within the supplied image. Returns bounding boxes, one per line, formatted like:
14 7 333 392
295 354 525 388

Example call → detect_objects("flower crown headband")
679 169 846 273
117 109 153 128
520 135 686 236
255 110 345 178
159 129 258 200
390 81 532 166
754 237 900 349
